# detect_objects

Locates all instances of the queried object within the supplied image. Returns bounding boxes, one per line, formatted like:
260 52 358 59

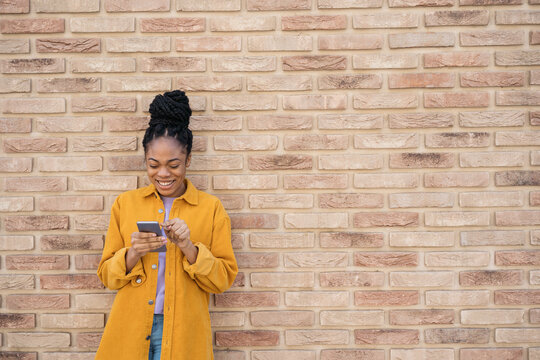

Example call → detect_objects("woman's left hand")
162 218 199 264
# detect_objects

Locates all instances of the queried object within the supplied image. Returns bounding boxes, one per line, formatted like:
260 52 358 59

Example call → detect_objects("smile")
156 180 174 187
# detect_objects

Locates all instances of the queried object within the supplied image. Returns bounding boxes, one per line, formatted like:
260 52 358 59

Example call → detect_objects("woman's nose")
157 166 170 177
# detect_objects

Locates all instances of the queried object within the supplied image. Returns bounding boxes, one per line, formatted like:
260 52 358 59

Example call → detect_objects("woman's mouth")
156 180 175 188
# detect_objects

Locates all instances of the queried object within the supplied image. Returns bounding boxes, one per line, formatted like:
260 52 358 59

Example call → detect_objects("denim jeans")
148 314 163 360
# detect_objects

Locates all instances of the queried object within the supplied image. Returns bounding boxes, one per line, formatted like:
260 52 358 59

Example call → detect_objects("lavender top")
154 196 175 314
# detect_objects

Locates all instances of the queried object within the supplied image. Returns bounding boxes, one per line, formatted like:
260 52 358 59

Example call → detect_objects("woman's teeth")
157 180 173 186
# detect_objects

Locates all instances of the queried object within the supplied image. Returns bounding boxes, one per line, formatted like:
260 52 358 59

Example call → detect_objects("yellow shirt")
96 180 238 360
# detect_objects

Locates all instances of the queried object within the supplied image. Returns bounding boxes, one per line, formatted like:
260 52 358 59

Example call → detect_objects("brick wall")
1 0 539 359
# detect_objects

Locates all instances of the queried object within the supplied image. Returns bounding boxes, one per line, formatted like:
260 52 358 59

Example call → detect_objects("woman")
96 90 238 360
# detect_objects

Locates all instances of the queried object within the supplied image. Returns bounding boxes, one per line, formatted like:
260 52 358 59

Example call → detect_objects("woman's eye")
170 165 179 169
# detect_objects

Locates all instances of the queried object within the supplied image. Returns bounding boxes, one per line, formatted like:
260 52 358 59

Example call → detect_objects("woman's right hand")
125 232 167 273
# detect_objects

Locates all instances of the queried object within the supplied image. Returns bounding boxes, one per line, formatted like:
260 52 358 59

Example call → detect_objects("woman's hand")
125 232 167 273
162 218 199 264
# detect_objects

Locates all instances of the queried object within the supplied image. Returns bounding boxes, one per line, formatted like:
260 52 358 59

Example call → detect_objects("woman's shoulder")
113 185 154 206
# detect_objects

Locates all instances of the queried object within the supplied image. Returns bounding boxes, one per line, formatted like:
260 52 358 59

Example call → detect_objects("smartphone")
136 221 166 252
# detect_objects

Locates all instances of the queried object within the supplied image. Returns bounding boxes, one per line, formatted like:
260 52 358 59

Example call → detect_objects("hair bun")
148 90 192 128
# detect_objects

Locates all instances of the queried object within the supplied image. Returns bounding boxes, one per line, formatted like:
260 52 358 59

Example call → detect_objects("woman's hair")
142 90 193 155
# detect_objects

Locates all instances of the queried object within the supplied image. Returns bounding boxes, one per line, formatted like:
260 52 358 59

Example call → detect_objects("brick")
460 110 526 127
321 350 385 360
389 32 454 48
426 132 490 148
284 252 348 268
248 75 312 91
496 171 540 186
248 155 313 171
105 115 147 131
496 328 540 343
425 211 489 226
390 309 454 325
532 309 540 323
497 91 540 106
426 290 490 306
106 37 169 52
37 157 102 172
236 252 279 268
353 54 418 69
104 0 169 11
36 38 100 53
105 77 170 92
286 291 349 307
72 57 135 73
72 176 137 191
532 192 540 206
462 310 524 325
74 214 109 231
72 136 136 152
176 76 241 92
426 10 489 26
214 175 276 190
461 151 525 167
1 98 65 114
532 31 540 45
0 352 36 359
318 0 383 8
320 232 384 248
283 95 346 110
425 92 489 108
318 114 383 129
34 0 99 13
210 312 245 327
460 30 524 46
460 192 523 207
75 294 115 310
5 177 67 192
354 133 418 148
40 274 104 290
354 173 419 189
0 40 30 54
425 328 489 344
249 194 313 209
284 134 348 150
354 329 419 345
390 271 454 287
282 56 346 71
496 211 540 226
177 0 240 11
353 13 418 28
215 292 279 307
74 254 100 270
210 16 275 32
191 116 242 131
390 152 454 168
391 349 454 360
496 50 540 66
0 0 29 13
534 231 540 245
532 70 540 85
41 353 96 360
252 351 315 360
0 274 35 290
251 311 314 327
0 117 31 133
286 330 349 346
0 235 34 251
212 56 275 72
7 333 70 348
71 17 134 32
214 135 277 151
282 15 346 30
251 272 314 288
531 271 540 285
460 0 521 4
37 117 102 132
41 314 104 329
320 310 384 326
354 212 419 228
319 34 383 50
426 251 489 266
496 251 540 266
213 94 276 111
0 78 30 93
5 215 68 231
461 71 525 87
177 36 241 52
4 137 66 153
354 93 418 109
460 348 524 360
229 213 279 229
141 17 204 33
389 231 454 247
215 195 244 210
76 332 102 348
248 35 311 51
390 192 453 209
495 290 540 305
247 0 310 10
0 314 35 328
424 51 489 68
389 73 455 88
461 230 525 246
460 270 523 286
355 290 419 306
319 193 383 209
6 255 68 270
284 174 348 189
354 252 417 267
1 19 64 33
250 232 314 248
320 271 384 288
0 197 33 212
285 213 348 229
425 171 489 187
72 97 136 112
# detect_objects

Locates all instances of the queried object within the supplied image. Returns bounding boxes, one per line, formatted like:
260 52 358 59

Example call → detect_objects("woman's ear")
185 153 192 168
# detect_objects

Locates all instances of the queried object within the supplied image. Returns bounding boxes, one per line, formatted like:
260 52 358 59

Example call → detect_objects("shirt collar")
141 179 198 205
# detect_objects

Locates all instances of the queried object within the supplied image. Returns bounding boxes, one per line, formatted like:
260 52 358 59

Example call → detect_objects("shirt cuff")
110 247 146 286
183 243 215 279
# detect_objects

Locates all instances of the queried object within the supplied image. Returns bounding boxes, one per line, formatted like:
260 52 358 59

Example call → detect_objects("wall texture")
1 0 540 359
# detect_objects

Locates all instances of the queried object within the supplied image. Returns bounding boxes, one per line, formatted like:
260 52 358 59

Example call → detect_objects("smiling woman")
96 90 238 360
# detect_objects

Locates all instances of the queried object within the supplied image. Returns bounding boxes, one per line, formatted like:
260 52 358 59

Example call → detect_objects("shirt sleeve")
182 201 238 294
97 196 146 290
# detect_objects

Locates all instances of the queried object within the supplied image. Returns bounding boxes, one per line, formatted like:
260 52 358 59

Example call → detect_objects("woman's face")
145 136 191 198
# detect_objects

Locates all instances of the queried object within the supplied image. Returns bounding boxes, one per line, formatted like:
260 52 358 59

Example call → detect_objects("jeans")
148 314 163 360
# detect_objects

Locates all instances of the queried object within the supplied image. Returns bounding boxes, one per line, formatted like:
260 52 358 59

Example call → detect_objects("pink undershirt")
154 195 175 314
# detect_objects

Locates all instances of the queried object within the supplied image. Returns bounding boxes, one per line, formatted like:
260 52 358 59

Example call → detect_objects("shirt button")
136 278 142 284
152 264 157 270
148 300 154 305
158 209 164 214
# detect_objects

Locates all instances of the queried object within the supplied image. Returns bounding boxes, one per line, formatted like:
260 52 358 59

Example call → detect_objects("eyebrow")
148 157 181 163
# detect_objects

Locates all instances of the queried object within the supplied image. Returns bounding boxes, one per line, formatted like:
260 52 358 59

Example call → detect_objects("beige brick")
318 0 383 7
355 290 419 306
71 17 134 32
72 57 135 73
5 176 67 192
247 115 312 130
426 10 489 26
286 291 349 307
425 211 489 226
74 214 109 231
496 328 540 343
318 114 383 129
390 271 454 287
321 350 384 360
283 95 346 110
104 0 169 11
461 230 525 246
426 132 490 148
249 232 315 248
354 93 418 109
72 175 137 191
213 175 276 190
460 348 524 360
5 215 68 231
37 157 102 172
0 196 33 212
320 271 384 287
319 34 383 50
249 194 313 209
354 13 418 28
319 193 383 209
460 191 523 207
389 309 454 325
177 36 241 52
390 192 453 208
72 97 136 113
283 55 346 71
285 213 348 229
105 77 171 92
425 251 489 267
251 272 314 288
210 312 245 327
389 32 454 48
0 117 31 133
496 131 540 146
496 50 540 66
0 0 29 13
214 292 279 307
286 330 349 345
284 134 348 150
460 30 524 46
354 252 418 267
354 173 419 189
426 328 490 344
213 56 275 72
391 349 455 360
353 54 418 69
7 332 70 348
1 98 65 114
460 270 523 286
354 133 419 149
426 290 490 306
460 151 525 167
176 76 241 92
248 75 312 91
248 35 312 51
425 51 489 68
250 311 314 327
252 350 315 360
284 174 348 189
0 235 34 251
461 309 524 325
249 155 313 171
425 91 489 108
213 94 277 111
41 314 104 329
210 16 275 32
34 0 99 12
355 329 419 345
75 294 115 310
389 231 454 247
6 255 68 270
320 310 384 326
0 78 31 93
247 0 310 10
282 15 346 30
36 116 101 132
179 0 241 11
460 110 525 127
214 135 277 151
106 37 170 52
497 90 540 106
0 274 35 290
425 171 489 188
284 252 348 268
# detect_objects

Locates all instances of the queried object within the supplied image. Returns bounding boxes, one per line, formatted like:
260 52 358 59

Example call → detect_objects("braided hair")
142 90 193 155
